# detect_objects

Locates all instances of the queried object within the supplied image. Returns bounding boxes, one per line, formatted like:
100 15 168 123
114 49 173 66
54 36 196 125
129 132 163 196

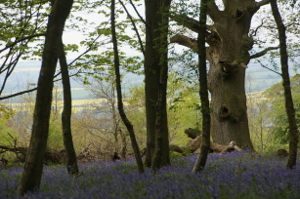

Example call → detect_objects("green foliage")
67 0 145 84
0 1 49 61
127 84 147 147
0 120 15 146
170 151 185 160
0 105 16 146
47 120 64 151
0 104 15 120
263 74 300 146
167 72 201 145
127 72 201 147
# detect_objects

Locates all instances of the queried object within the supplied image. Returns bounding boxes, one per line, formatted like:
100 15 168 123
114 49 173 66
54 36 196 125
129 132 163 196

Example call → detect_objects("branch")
170 14 200 33
0 145 27 153
250 46 279 59
129 0 147 26
0 87 37 101
255 0 271 8
170 35 198 52
119 0 145 56
256 59 282 76
249 19 265 37
0 33 45 53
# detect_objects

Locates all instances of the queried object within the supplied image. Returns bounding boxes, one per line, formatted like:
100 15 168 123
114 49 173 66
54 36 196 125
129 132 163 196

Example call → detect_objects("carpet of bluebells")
1 151 300 199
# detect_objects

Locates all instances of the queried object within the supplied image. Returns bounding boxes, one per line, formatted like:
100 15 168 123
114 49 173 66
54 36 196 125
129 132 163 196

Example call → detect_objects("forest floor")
1 151 300 199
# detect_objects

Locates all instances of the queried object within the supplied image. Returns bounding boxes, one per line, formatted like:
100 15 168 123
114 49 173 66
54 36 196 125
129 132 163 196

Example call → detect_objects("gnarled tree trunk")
171 1 273 149
206 1 258 149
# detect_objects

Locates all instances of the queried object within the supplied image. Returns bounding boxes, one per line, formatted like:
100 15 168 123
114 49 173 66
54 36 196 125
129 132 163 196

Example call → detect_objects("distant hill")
1 59 298 102
2 60 144 101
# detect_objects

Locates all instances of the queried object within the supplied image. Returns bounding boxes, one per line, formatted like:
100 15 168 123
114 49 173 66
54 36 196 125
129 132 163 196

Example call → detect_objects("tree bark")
150 0 172 170
144 0 171 167
206 1 257 149
270 0 298 169
59 40 79 175
192 0 210 173
111 0 144 173
17 0 73 195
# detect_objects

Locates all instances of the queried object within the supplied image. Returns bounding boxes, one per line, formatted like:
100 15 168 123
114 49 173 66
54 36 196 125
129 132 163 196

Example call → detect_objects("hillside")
1 59 298 102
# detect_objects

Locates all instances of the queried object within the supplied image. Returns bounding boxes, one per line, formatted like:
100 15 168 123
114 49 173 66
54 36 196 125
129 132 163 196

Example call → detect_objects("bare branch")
250 46 279 59
129 0 147 26
249 19 265 37
119 0 145 56
256 59 282 76
0 87 37 101
170 35 198 52
170 14 200 33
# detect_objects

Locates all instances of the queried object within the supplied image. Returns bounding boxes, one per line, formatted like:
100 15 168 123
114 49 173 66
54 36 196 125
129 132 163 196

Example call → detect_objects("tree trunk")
111 0 144 173
111 87 119 152
192 0 210 173
270 0 298 169
206 1 258 149
150 0 171 170
119 128 127 159
171 1 273 149
17 0 73 195
144 0 171 167
59 40 79 175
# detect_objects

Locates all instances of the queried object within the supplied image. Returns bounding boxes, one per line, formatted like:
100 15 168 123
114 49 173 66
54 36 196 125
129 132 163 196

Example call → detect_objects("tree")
170 0 282 148
270 0 298 169
111 0 144 173
59 40 79 175
192 0 210 173
144 0 171 168
18 0 73 195
85 77 124 152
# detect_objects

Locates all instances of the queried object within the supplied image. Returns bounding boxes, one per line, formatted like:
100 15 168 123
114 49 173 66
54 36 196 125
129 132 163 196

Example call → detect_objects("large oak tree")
171 0 275 148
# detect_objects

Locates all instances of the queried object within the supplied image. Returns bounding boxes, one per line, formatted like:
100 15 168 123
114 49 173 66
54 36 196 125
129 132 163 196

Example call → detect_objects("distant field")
71 88 94 99
8 98 105 113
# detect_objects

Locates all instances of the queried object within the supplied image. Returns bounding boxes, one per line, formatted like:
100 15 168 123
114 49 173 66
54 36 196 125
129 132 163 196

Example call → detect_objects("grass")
0 151 300 199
